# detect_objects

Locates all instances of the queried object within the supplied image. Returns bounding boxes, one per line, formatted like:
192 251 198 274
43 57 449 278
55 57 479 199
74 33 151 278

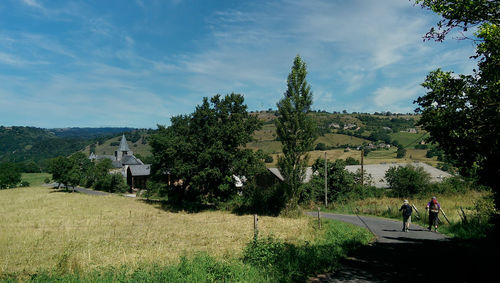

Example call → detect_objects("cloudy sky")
0 0 477 128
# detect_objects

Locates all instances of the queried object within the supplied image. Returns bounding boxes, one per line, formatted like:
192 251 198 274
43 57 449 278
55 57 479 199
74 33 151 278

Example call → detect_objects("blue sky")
0 0 477 128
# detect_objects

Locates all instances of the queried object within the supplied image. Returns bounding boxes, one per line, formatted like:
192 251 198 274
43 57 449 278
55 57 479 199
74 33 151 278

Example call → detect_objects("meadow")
20 173 51 186
0 186 372 281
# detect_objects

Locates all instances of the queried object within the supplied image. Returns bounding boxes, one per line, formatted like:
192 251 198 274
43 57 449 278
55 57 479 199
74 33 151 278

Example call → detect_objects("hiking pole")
440 208 451 224
411 204 421 220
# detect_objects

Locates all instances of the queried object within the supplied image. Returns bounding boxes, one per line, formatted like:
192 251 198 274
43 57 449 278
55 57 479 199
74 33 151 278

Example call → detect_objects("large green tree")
0 162 21 189
414 1 499 204
276 55 317 209
150 93 264 204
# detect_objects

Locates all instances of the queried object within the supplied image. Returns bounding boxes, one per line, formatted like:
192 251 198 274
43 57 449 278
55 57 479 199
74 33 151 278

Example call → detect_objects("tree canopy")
0 162 21 189
414 0 499 203
150 93 264 204
275 55 317 209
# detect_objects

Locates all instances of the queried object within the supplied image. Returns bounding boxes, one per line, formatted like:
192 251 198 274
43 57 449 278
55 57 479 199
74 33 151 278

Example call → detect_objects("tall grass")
0 187 316 278
1 219 373 282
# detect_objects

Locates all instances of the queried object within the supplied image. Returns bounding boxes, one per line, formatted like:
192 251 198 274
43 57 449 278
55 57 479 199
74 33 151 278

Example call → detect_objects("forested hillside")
0 126 136 171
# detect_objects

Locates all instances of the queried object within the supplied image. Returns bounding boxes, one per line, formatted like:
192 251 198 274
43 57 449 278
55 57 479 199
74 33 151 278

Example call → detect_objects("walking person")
399 200 412 232
426 196 441 232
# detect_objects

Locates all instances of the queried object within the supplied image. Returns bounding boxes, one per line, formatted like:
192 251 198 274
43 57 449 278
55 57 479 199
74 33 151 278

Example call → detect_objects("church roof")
119 134 131 152
128 164 151 176
121 155 143 165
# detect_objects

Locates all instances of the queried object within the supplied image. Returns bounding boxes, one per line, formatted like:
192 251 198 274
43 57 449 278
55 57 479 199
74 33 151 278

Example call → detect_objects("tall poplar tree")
276 55 317 210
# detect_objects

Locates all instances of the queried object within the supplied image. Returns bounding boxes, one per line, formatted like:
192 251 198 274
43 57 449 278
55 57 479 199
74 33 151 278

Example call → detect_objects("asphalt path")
308 212 447 243
306 212 492 282
44 183 109 196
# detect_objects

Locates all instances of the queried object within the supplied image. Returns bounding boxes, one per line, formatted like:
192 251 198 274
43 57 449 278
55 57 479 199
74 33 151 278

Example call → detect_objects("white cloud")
21 0 42 9
373 85 421 109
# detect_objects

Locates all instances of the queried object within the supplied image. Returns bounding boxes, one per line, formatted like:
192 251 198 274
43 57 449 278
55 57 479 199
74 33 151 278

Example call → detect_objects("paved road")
308 212 447 243
45 183 109 196
307 212 467 282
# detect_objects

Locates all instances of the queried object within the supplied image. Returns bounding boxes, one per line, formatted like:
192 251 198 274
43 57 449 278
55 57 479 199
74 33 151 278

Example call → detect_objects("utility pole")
324 151 328 207
361 149 364 186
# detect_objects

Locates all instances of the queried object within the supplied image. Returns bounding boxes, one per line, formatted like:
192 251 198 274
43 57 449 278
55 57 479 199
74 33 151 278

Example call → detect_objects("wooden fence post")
253 214 259 240
317 207 321 229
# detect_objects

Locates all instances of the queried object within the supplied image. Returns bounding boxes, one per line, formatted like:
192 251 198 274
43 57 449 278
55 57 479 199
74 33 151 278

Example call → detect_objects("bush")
243 220 372 282
385 164 431 197
424 177 470 195
0 162 21 189
315 143 327 151
44 178 51 184
232 183 286 216
20 181 30 187
94 173 128 193
264 155 274 163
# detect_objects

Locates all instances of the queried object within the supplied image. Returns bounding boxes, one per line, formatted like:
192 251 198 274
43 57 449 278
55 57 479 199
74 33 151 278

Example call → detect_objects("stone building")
89 134 150 190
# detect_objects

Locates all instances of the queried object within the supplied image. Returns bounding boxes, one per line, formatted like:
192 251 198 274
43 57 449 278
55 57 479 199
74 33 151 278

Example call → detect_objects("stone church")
89 134 150 190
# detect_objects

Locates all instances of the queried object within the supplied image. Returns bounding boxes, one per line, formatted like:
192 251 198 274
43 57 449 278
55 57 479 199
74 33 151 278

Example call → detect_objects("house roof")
345 162 452 188
128 164 151 176
118 134 131 152
268 167 315 183
121 155 143 165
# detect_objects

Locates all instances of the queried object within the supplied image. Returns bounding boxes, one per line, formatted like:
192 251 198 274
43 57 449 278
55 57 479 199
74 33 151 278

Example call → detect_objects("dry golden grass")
0 187 316 276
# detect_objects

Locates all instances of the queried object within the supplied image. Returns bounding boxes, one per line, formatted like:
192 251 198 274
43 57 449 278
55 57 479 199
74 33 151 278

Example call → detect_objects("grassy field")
315 133 368 147
0 186 319 277
389 132 429 148
21 173 52 186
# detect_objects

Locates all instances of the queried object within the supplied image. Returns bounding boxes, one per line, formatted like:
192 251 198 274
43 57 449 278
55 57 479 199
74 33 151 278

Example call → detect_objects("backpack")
404 204 412 217
430 202 439 213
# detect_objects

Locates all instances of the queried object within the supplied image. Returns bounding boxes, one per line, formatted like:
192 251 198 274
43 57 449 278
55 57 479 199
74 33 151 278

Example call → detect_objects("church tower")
115 134 133 161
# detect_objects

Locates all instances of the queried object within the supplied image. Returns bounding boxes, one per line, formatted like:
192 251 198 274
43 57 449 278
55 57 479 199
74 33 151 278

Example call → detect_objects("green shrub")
243 220 372 282
20 181 30 187
385 164 431 197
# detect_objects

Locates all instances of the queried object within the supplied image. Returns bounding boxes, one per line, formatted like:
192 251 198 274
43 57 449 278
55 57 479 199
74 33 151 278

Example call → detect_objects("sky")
0 0 478 128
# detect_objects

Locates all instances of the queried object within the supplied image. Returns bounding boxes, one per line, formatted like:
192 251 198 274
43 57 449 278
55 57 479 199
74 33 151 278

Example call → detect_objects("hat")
404 200 408 204
432 196 437 200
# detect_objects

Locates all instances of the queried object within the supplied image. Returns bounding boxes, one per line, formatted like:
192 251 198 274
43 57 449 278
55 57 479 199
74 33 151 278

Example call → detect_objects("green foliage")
415 0 499 42
0 162 21 189
150 93 264 204
414 0 500 206
276 55 317 209
345 157 359 165
385 165 431 197
315 143 327 151
396 146 406 158
243 220 372 282
231 182 286 216
306 158 360 204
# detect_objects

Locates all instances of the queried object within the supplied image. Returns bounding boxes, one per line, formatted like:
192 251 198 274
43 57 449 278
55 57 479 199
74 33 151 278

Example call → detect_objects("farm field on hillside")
315 133 368 147
389 132 429 148
21 173 52 186
0 187 316 276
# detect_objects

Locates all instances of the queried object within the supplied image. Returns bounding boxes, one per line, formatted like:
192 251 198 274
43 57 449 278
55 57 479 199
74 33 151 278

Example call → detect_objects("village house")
89 134 150 191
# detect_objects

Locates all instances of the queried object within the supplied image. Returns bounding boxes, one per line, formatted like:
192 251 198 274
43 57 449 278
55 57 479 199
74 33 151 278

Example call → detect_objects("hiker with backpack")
399 200 412 232
426 196 441 232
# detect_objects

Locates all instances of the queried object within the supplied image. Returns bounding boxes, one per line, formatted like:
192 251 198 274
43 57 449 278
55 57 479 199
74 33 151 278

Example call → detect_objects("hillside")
83 112 436 167
83 130 153 158
0 126 137 170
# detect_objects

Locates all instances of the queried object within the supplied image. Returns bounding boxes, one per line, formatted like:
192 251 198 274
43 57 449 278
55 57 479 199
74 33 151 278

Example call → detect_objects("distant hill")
1 112 435 172
82 129 154 159
49 127 136 138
